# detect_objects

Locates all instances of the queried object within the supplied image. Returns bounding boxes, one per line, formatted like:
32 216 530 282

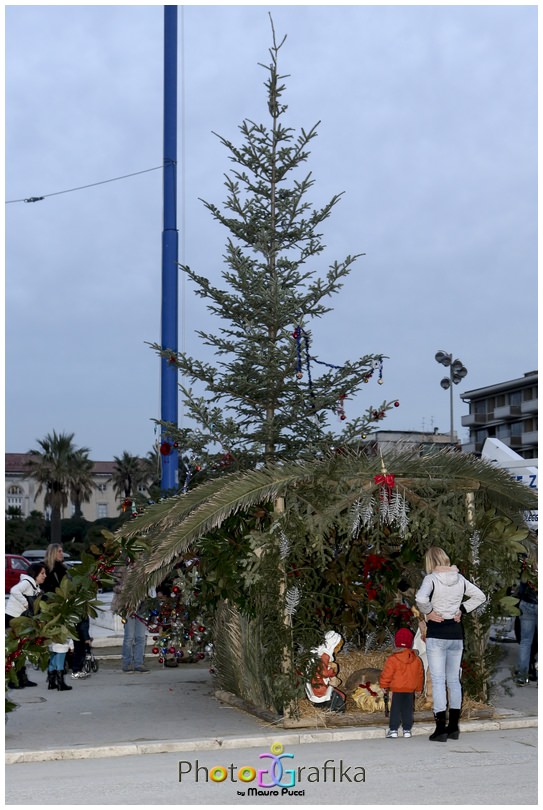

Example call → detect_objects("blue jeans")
517 601 538 677
426 638 463 713
48 652 66 671
122 615 146 669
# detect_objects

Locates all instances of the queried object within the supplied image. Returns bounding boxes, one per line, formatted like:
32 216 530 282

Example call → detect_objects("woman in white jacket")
416 546 486 742
5 562 46 688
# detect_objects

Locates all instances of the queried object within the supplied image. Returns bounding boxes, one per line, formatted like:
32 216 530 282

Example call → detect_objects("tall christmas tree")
155 18 396 475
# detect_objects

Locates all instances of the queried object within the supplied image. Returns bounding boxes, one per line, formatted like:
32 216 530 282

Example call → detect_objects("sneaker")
134 666 150 673
515 676 529 686
122 666 134 672
71 671 89 679
403 730 412 738
385 729 398 738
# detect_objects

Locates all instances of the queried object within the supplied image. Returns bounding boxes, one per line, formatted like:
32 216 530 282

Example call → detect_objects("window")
510 422 523 437
96 483 108 493
97 503 108 519
6 485 24 510
474 400 486 415
497 424 510 440
509 391 522 406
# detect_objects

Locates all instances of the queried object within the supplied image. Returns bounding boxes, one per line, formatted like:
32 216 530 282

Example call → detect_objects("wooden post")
275 496 296 718
465 491 488 702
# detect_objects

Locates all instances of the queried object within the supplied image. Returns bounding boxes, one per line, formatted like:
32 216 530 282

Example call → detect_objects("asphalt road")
5 727 537 806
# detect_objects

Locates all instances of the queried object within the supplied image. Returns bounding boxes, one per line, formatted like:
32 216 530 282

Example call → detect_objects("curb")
5 714 537 765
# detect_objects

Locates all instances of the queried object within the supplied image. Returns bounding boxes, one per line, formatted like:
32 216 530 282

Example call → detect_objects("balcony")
494 405 522 420
521 398 538 414
461 413 488 428
461 441 483 455
521 431 538 447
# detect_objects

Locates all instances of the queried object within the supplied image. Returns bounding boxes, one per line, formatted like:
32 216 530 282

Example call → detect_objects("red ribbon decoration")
359 681 378 698
374 473 395 489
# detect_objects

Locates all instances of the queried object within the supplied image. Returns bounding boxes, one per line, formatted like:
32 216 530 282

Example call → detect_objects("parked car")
21 549 48 563
5 554 30 593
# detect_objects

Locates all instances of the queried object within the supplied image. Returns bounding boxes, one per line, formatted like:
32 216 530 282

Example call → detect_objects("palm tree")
26 431 88 543
112 452 144 504
69 449 95 518
141 447 161 489
117 448 538 607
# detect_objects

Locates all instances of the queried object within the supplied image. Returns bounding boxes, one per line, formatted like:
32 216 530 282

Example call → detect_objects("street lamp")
435 351 468 444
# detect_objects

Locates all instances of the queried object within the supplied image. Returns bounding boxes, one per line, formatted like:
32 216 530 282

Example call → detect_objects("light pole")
435 351 468 444
161 5 179 492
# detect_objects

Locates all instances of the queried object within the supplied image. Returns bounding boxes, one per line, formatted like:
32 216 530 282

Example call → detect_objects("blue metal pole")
161 4 179 491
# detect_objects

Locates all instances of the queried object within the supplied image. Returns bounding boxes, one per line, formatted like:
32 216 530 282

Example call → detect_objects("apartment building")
460 370 538 459
360 429 458 456
5 454 148 521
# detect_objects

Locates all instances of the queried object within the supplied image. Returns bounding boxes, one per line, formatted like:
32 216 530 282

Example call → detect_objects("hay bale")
351 682 386 712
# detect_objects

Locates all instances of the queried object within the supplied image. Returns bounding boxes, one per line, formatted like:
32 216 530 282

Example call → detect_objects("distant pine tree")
155 18 395 477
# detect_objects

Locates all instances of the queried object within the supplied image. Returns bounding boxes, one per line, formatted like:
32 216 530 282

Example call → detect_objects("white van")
23 549 72 562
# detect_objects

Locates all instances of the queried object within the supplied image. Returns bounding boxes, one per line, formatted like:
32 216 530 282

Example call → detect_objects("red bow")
359 681 378 697
374 473 395 489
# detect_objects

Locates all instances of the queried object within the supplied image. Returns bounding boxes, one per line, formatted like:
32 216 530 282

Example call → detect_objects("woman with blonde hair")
42 543 73 691
416 546 486 742
43 543 67 593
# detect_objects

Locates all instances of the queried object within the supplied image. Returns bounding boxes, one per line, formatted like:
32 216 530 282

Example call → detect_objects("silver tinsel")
350 496 376 538
279 529 290 561
351 488 409 539
350 499 362 538
470 530 481 567
285 585 301 617
362 497 376 529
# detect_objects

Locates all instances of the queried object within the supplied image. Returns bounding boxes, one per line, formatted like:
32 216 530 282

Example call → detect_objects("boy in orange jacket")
380 628 424 738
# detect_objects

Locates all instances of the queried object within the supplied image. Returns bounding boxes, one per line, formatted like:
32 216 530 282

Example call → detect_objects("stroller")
83 639 99 674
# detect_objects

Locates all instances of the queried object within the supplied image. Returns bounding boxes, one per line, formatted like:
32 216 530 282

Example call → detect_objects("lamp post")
435 351 468 444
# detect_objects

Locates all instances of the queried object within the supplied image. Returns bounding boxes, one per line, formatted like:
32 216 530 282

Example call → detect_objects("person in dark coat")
42 543 68 594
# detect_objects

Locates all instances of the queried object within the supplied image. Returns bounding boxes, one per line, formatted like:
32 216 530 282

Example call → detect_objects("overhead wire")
5 162 170 204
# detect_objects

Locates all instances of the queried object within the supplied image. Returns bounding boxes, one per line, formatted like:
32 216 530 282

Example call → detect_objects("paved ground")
5 728 538 805
5 627 537 765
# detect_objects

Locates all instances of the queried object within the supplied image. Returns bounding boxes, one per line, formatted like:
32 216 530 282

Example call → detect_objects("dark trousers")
389 692 415 731
71 617 90 673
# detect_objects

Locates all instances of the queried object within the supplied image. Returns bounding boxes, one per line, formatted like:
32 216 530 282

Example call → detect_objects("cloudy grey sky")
5 4 538 461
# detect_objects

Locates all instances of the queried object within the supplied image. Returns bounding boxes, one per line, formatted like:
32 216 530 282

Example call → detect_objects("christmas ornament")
337 393 347 422
350 462 409 539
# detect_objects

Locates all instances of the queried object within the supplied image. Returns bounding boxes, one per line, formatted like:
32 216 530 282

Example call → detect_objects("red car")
5 554 30 593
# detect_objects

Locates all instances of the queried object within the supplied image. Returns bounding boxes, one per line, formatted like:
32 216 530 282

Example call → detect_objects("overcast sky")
5 4 538 461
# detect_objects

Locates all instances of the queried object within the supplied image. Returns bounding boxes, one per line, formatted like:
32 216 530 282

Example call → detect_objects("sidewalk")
5 628 537 765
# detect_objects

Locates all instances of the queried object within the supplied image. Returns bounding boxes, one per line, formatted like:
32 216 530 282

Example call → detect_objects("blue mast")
160 4 179 491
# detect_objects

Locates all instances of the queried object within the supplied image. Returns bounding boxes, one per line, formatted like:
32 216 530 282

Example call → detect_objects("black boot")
56 670 72 691
47 671 58 690
20 666 37 688
446 708 461 740
429 711 448 742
